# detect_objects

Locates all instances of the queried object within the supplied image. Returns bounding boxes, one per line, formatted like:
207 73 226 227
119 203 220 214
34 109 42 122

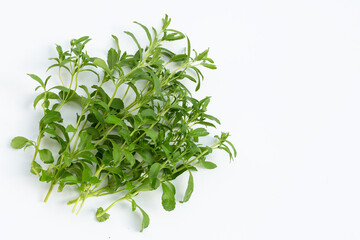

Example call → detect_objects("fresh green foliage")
10 15 236 232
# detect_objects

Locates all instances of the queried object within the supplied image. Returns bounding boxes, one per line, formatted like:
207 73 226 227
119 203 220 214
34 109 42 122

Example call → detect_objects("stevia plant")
10 15 236 231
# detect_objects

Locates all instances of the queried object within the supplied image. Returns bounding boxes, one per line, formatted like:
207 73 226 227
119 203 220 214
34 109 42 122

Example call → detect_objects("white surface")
1 0 360 239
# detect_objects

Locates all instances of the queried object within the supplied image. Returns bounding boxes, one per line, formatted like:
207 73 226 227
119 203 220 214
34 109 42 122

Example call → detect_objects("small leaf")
28 74 45 88
39 149 54 164
149 163 161 179
134 21 152 43
195 49 209 61
93 58 111 74
111 140 122 165
105 115 126 128
124 150 135 166
180 171 194 203
110 98 124 110
124 31 142 60
139 206 150 232
201 161 217 169
161 183 176 211
96 207 110 222
107 48 118 70
30 161 42 175
143 129 158 142
136 150 154 165
11 136 29 149
201 62 217 69
65 124 77 133
131 199 137 211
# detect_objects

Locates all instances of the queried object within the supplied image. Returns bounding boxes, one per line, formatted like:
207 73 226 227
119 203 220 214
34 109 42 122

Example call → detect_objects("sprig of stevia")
10 15 236 232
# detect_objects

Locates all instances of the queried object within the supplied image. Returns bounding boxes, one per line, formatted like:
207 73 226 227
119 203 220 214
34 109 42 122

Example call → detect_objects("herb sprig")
11 15 236 232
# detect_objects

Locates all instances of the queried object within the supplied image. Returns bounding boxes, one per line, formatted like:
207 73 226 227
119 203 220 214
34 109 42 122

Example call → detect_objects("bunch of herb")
10 15 236 231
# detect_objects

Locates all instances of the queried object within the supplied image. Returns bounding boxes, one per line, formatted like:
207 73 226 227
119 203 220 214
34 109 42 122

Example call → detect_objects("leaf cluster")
11 15 236 231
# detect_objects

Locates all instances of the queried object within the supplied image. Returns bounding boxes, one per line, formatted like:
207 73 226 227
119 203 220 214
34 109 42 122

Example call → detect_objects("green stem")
44 182 55 202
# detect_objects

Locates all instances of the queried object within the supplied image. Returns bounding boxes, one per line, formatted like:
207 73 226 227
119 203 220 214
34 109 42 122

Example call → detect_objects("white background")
1 0 360 239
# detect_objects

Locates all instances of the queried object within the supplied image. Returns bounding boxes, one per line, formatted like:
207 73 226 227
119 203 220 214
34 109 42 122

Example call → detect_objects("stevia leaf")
65 124 77 133
96 207 110 222
195 49 209 61
30 161 42 175
111 140 122 166
11 136 29 149
161 183 176 211
93 58 111 75
134 21 152 43
107 48 118 70
39 149 54 164
112 35 120 52
136 150 154 165
77 151 98 164
203 113 221 124
138 206 150 232
201 161 217 169
124 150 135 166
105 115 126 128
149 162 161 179
143 129 158 142
131 199 137 211
201 62 217 69
110 98 124 110
28 74 45 88
33 92 45 108
180 171 194 203
41 110 62 125
124 31 142 60
78 132 92 151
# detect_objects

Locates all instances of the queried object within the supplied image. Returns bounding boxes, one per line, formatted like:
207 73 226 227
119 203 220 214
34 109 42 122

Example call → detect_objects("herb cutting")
11 15 236 231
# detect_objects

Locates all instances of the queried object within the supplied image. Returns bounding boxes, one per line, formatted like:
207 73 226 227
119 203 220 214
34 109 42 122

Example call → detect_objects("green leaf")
149 163 161 179
111 140 122 165
134 21 152 44
40 110 62 125
11 136 29 149
203 113 221 124
161 183 176 211
30 161 42 175
140 109 157 119
96 207 110 222
110 98 124 110
39 149 54 164
146 68 161 95
130 199 136 211
189 128 209 137
112 35 120 52
169 54 187 63
195 49 209 61
33 92 45 108
105 115 126 128
136 150 154 165
201 62 217 69
93 58 111 74
107 48 118 70
124 31 142 58
77 151 98 164
180 171 194 203
124 150 135 166
65 124 77 133
92 98 110 112
28 74 45 88
78 132 92 151
138 206 150 232
143 129 158 142
201 161 217 169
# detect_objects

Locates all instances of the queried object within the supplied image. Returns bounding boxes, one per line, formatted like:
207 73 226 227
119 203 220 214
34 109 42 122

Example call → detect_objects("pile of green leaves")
11 15 236 231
